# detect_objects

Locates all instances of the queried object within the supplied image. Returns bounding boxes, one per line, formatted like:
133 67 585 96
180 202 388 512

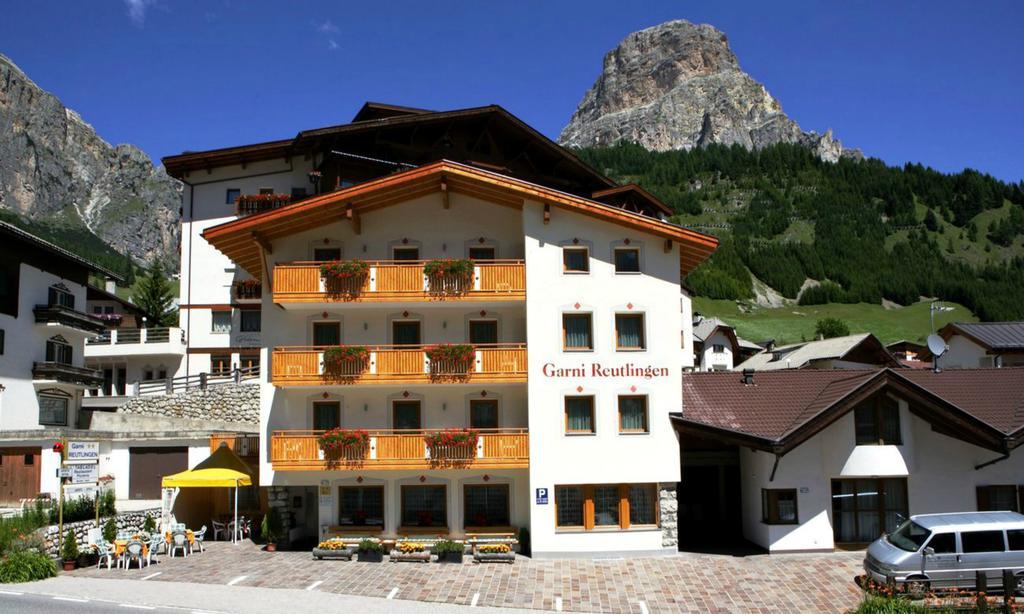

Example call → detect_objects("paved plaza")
67 542 866 612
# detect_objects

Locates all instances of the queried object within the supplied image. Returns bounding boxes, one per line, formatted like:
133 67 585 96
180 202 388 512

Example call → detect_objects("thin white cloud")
124 0 156 25
328 39 339 51
315 19 339 33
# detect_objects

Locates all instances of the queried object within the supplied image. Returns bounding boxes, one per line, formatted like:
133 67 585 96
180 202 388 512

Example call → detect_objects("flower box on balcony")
425 429 479 461
320 260 369 296
235 193 291 216
424 259 474 294
234 279 262 300
426 344 475 376
322 346 369 377
318 428 370 459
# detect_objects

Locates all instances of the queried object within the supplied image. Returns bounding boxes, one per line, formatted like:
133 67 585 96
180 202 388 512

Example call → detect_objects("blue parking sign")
535 487 549 504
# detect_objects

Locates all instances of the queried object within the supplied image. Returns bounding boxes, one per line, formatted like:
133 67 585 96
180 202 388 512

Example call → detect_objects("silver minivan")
864 511 1024 597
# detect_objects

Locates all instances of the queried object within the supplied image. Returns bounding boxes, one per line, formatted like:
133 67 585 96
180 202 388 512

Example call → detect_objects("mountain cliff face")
559 20 858 162
0 54 180 270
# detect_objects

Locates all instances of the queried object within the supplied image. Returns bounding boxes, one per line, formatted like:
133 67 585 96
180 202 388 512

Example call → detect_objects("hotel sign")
541 363 670 379
66 441 99 462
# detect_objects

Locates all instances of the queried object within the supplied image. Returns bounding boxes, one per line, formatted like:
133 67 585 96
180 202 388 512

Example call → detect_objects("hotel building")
163 103 717 556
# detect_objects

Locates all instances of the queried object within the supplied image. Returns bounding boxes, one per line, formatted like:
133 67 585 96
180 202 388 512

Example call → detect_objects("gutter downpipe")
769 449 783 482
183 181 194 377
974 440 1011 470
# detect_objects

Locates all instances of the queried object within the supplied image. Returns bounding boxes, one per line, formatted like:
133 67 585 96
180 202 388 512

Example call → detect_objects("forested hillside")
578 143 1024 322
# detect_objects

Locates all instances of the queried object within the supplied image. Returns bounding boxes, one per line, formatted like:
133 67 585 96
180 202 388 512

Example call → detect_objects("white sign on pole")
64 483 98 498
66 441 99 462
57 467 72 478
69 463 98 484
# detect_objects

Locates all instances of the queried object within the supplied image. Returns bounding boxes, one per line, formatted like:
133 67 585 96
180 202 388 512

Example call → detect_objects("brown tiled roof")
678 368 1024 451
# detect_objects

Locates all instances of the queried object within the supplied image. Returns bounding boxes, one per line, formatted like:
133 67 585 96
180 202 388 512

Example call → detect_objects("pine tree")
131 262 176 326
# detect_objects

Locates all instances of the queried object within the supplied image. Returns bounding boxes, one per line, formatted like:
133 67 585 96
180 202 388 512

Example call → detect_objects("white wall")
941 335 990 369
699 330 734 371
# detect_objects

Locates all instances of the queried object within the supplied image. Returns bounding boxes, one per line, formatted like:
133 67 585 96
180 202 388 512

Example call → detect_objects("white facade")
697 330 734 372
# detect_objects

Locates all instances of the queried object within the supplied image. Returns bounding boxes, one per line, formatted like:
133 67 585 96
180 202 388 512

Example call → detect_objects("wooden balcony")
272 260 525 303
210 433 259 458
271 344 527 386
270 429 529 471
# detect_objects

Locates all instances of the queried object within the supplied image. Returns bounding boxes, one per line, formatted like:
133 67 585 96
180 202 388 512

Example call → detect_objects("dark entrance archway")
677 434 745 551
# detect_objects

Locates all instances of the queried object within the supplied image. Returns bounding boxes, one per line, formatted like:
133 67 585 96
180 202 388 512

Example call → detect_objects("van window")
927 532 957 554
961 530 1005 553
1008 529 1024 551
888 520 930 552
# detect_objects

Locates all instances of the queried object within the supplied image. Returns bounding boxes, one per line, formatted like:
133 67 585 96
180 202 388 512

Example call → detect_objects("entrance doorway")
0 448 40 504
677 435 743 550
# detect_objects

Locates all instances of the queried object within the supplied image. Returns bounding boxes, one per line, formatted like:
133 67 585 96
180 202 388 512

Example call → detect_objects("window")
712 344 725 354
762 489 798 524
0 329 4 354
562 247 589 273
831 478 908 543
393 247 420 261
313 247 341 261
468 320 498 345
392 401 421 430
614 248 640 273
977 485 1021 512
562 313 593 350
104 305 114 314
464 484 510 528
312 321 340 346
211 310 232 333
313 401 340 431
564 396 595 434
238 354 259 374
555 484 659 531
210 354 232 375
401 485 446 528
225 189 240 204
468 246 495 260
854 396 901 445
470 399 498 429
239 309 261 333
618 396 648 433
615 313 645 350
961 530 1006 553
45 336 72 364
290 187 307 199
48 285 75 309
392 320 421 345
339 486 384 527
927 532 957 554
38 394 69 426
23 454 34 466
1008 530 1024 551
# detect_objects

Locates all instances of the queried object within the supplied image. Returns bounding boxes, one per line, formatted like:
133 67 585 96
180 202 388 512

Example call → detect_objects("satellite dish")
927 334 947 357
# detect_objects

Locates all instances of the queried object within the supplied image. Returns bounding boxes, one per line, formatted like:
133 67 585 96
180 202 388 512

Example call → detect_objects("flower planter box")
389 550 431 563
62 560 76 571
473 551 516 564
357 550 384 563
312 546 354 560
436 550 464 564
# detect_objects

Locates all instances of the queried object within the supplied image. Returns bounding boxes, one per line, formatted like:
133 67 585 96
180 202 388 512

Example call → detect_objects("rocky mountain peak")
559 20 859 162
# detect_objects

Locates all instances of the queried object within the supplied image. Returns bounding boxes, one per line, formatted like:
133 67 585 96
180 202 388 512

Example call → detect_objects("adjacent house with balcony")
691 314 760 372
165 102 718 556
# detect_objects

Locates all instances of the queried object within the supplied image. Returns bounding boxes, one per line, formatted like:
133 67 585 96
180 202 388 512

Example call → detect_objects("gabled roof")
0 221 121 281
591 183 673 217
941 322 1024 352
201 160 718 279
736 333 899 371
676 368 1024 454
351 101 433 122
86 284 149 318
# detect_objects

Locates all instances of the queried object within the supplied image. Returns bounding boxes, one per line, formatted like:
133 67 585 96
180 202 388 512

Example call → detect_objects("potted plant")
423 259 474 293
433 539 464 564
424 428 479 452
261 508 284 552
61 529 79 571
356 538 384 563
142 513 156 534
322 346 370 376
317 428 370 459
102 517 117 543
425 344 475 375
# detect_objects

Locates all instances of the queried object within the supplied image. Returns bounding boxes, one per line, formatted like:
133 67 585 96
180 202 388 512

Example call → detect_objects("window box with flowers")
235 193 291 216
425 429 479 461
234 279 262 300
423 259 474 294
318 428 370 461
473 542 515 564
320 260 369 296
312 538 354 560
390 540 431 563
425 344 475 376
322 346 370 378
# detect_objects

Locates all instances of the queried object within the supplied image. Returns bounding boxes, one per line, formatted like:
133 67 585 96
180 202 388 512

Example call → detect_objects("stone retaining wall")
118 383 259 424
659 483 678 549
43 508 161 557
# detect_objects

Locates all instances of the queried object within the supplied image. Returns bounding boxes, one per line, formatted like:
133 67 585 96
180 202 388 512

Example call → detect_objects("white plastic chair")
193 525 207 553
123 540 146 570
146 534 162 565
169 532 188 558
95 541 115 570
211 520 226 541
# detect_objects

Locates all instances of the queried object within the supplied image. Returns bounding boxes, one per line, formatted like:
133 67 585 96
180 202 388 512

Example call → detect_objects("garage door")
129 447 187 500
0 447 41 504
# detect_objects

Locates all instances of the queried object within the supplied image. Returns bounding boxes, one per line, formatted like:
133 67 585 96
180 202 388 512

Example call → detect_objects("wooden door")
129 447 187 500
0 448 41 504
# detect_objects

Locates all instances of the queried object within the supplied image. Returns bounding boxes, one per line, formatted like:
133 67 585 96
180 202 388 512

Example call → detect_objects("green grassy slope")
693 297 976 346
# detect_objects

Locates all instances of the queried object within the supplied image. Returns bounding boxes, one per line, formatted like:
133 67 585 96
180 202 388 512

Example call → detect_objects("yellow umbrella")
162 444 254 543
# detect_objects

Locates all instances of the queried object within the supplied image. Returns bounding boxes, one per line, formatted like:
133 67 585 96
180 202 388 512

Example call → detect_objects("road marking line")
0 590 23 595
471 592 480 607
226 575 248 586
140 572 162 581
54 596 89 602
306 580 323 591
638 601 649 614
387 587 399 600
119 605 156 610
555 597 563 611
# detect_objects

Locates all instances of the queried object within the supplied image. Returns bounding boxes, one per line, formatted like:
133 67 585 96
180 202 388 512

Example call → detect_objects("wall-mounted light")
442 321 447 329
363 322 368 331
362 245 367 253
442 243 447 252
442 403 447 411
363 403 368 412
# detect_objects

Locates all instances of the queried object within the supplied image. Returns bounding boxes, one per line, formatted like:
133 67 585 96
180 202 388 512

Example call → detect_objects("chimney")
104 278 116 294
742 369 755 386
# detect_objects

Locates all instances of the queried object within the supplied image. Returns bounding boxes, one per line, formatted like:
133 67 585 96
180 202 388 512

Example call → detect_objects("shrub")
357 538 383 553
142 514 156 533
60 529 78 562
433 539 462 554
0 501 49 556
48 490 115 525
261 508 284 544
102 518 117 543
814 317 850 339
0 550 58 583
855 596 945 614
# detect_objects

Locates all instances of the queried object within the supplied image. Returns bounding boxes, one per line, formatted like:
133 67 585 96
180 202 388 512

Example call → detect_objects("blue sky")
2 1 1022 182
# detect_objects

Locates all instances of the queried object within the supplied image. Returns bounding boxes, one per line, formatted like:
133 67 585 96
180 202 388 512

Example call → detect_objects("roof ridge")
777 370 881 439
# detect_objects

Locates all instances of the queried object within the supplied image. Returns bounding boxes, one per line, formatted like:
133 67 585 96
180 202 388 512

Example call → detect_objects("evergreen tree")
131 262 176 326
814 317 850 340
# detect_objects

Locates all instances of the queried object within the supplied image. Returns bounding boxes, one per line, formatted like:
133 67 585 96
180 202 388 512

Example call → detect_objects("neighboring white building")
937 321 1024 369
691 315 759 372
165 103 719 556
736 333 900 371
676 368 1024 553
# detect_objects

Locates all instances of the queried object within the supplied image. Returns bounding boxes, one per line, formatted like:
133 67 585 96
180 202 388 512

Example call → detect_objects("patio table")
165 529 195 547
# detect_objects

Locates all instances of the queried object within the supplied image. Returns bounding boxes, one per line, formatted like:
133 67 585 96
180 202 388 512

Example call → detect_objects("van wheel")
905 578 929 600
1014 573 1024 597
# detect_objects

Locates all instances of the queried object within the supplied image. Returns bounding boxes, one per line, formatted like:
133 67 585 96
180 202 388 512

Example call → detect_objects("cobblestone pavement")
70 542 866 612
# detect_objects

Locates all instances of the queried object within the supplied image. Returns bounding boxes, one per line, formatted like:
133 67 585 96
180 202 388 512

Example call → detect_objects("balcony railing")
272 260 526 303
87 327 185 346
34 304 107 335
32 362 104 388
270 429 529 471
271 344 527 386
210 433 259 457
233 280 263 301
